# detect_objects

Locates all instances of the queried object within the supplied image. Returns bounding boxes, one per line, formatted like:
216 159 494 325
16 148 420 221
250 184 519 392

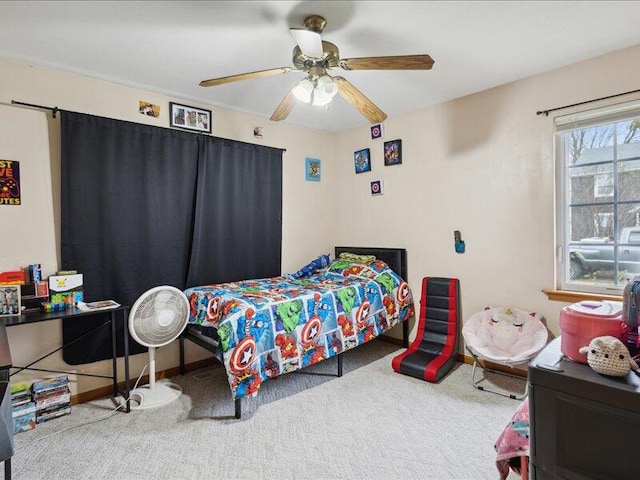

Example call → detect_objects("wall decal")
305 157 321 182
354 148 371 174
139 101 160 117
0 159 20 206
370 124 384 140
384 139 402 166
370 180 384 196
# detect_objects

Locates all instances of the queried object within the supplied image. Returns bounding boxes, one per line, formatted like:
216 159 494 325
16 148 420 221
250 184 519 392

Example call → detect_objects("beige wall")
335 43 640 342
0 56 337 393
3 42 640 395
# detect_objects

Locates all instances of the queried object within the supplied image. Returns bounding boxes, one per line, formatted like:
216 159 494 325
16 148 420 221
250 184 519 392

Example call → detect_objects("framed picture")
170 102 212 134
354 148 371 174
370 124 384 140
370 180 384 196
0 285 21 316
305 157 321 182
384 139 402 166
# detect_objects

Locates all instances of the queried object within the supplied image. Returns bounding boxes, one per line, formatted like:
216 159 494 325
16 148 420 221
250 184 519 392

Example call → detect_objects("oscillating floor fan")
126 285 189 410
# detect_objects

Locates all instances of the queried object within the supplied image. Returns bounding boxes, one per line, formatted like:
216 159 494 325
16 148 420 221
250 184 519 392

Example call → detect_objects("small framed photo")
0 285 21 316
370 180 384 196
170 102 212 134
384 139 402 166
354 148 371 174
370 124 384 140
305 157 321 182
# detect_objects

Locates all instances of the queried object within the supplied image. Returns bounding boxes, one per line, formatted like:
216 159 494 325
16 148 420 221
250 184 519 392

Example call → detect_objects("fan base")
120 381 182 410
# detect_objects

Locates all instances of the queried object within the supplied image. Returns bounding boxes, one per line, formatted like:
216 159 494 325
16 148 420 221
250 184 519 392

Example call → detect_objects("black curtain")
186 137 282 287
60 111 282 364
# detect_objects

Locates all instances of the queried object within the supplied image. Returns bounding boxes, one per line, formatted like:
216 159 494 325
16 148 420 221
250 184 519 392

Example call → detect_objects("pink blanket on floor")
494 398 529 480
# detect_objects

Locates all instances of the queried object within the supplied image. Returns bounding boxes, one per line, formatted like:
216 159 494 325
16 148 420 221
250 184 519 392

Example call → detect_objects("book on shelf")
77 300 120 312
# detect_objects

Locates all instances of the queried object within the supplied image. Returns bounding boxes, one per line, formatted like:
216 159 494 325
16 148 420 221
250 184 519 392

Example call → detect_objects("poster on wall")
305 157 321 182
0 159 20 206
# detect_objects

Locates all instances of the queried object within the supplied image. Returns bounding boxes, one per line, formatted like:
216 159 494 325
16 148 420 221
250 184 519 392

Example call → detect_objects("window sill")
543 289 622 303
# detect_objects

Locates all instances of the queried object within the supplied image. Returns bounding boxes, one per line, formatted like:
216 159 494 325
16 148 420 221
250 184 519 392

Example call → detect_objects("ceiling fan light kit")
200 15 434 123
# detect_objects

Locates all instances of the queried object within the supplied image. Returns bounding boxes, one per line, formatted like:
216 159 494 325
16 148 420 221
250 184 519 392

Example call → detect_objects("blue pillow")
287 254 331 280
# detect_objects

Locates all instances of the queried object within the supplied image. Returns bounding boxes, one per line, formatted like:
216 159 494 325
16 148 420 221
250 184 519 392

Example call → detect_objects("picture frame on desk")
0 285 20 316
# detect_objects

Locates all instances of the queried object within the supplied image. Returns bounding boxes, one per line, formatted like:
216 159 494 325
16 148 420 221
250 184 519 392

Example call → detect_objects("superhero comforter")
184 258 415 400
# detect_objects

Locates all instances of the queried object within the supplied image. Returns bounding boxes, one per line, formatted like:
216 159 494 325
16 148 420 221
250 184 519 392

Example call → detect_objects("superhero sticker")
0 159 20 206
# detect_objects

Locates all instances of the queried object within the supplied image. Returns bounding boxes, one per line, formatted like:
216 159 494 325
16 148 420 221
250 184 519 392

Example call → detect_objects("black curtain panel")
60 111 283 364
186 137 282 287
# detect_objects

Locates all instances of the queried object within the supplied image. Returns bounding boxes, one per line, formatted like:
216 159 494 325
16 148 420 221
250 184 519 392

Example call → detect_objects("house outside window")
555 100 640 294
594 172 614 198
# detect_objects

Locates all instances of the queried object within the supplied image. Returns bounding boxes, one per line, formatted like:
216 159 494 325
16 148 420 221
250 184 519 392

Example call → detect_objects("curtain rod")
10 99 287 151
11 100 59 118
536 88 640 117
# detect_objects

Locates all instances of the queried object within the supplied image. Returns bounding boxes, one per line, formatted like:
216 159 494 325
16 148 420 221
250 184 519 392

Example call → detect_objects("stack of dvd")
11 381 36 433
31 375 71 424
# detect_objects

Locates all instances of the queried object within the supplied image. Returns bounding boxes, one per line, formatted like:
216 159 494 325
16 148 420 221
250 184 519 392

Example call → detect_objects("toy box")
48 274 83 305
559 300 624 363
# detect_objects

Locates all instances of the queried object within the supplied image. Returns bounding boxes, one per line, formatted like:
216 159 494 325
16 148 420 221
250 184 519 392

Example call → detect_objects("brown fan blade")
339 54 434 71
200 67 292 87
333 76 387 124
270 90 295 122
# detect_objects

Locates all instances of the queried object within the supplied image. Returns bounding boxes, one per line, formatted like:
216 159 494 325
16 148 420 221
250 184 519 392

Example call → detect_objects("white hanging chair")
462 306 548 399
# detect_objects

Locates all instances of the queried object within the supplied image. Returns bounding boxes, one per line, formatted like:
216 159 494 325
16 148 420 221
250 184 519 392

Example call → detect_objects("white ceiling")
2 1 640 133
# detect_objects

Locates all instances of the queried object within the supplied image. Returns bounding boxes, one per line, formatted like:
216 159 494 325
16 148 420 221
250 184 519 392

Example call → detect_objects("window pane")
615 118 640 158
618 159 640 202
617 203 640 240
617 246 640 283
568 245 615 284
569 164 614 204
566 125 615 166
569 204 615 242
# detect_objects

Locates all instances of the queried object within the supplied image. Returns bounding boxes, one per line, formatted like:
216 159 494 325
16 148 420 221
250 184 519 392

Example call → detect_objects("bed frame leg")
234 398 242 419
337 353 343 377
179 335 185 376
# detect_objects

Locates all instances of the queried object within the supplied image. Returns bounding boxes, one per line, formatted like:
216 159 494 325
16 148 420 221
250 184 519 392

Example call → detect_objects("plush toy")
578 336 638 377
287 254 331 280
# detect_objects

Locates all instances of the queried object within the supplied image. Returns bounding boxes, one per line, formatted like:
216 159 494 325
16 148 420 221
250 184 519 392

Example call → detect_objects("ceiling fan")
199 15 434 124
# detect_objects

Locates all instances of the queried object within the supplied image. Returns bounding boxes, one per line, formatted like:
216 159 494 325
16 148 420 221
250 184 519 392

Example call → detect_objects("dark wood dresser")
529 337 640 480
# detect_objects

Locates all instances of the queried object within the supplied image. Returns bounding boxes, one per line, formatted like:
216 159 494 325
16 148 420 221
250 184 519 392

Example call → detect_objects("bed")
179 246 415 418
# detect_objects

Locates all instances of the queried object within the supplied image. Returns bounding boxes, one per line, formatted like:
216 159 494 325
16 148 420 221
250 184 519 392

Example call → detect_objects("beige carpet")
12 341 525 480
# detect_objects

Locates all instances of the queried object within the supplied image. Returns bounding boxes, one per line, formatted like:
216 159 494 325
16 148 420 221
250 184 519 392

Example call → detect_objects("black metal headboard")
334 246 408 280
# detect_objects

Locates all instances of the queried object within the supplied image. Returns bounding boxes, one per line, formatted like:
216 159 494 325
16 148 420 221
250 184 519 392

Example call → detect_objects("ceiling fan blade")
290 28 324 59
339 54 434 71
270 90 295 122
200 67 292 87
333 76 387 124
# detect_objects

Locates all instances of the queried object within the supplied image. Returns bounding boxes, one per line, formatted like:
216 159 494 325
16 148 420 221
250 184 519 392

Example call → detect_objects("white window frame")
555 99 640 294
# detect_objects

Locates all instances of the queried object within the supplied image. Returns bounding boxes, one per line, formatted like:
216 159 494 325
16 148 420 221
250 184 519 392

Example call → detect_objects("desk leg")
123 308 130 413
4 458 10 480
110 310 118 399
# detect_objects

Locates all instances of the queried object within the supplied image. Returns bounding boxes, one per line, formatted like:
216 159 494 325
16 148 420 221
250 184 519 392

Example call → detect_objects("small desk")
0 324 13 480
2 306 131 413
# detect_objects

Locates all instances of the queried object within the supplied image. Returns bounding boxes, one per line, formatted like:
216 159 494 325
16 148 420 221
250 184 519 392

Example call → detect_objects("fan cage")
129 286 189 347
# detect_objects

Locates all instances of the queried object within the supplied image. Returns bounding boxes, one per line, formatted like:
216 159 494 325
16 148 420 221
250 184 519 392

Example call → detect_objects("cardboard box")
49 274 83 305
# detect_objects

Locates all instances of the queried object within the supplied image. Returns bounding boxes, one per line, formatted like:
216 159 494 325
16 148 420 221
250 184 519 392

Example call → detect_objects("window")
594 172 614 197
555 100 640 294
